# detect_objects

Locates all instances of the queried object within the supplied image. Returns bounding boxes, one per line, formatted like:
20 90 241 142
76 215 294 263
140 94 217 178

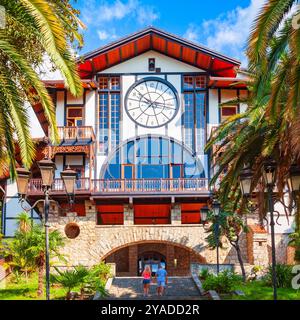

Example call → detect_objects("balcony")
46 126 96 159
56 126 95 144
27 178 209 197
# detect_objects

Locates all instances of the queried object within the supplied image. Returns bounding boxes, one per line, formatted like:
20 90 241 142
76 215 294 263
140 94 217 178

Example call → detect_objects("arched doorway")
138 251 166 276
103 241 206 276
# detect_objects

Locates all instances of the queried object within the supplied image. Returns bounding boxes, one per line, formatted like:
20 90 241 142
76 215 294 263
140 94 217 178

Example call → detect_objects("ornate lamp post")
16 158 76 300
61 165 77 208
212 198 221 274
239 162 278 300
262 159 277 301
200 205 209 224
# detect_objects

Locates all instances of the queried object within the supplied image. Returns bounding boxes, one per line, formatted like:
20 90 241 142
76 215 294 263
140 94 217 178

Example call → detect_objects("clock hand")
152 103 176 111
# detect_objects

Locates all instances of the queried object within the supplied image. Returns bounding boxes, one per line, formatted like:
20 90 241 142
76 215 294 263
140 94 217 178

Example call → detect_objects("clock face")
125 77 179 128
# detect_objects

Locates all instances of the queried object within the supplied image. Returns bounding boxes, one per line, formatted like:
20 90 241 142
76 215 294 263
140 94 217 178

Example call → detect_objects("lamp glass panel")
16 175 29 195
40 167 54 187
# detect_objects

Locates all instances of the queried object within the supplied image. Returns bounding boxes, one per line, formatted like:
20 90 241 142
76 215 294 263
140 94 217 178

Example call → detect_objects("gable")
100 50 204 74
78 27 240 79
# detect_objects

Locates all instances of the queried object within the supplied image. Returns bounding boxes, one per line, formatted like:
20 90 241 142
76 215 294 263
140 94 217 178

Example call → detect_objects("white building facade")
0 28 294 275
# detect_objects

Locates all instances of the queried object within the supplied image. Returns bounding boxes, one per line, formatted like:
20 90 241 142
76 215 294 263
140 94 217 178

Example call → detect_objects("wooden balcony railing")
56 126 95 142
27 178 209 194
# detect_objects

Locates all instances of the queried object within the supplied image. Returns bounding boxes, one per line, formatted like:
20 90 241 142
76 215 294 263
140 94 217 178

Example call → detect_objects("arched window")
102 136 205 179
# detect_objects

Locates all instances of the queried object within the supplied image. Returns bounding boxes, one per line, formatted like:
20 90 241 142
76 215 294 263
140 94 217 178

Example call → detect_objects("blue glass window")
183 75 207 154
99 76 121 155
103 136 204 179
99 93 109 155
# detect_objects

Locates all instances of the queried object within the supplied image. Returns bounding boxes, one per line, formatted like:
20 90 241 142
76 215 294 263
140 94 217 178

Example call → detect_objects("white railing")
28 178 209 194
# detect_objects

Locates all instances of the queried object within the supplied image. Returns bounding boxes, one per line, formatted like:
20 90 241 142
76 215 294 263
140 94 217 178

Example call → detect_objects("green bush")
202 270 242 294
263 264 294 288
199 268 211 280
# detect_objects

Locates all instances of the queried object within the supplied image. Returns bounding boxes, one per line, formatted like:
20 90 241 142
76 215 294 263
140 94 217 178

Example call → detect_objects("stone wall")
47 202 293 274
49 208 249 270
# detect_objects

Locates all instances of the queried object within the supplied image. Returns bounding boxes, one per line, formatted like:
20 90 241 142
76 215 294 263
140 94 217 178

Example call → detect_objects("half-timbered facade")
1 27 294 276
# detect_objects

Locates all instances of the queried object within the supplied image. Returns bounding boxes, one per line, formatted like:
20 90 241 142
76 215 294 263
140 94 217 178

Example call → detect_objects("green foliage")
289 231 300 262
0 212 65 287
205 0 300 223
202 270 243 294
0 0 84 176
205 211 248 250
263 264 294 288
50 263 110 299
199 268 211 281
50 266 89 299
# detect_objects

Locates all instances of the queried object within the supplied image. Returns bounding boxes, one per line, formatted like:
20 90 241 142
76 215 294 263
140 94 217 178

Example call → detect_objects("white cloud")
184 0 266 66
99 0 138 22
82 0 159 26
136 7 159 25
97 29 118 41
184 24 199 42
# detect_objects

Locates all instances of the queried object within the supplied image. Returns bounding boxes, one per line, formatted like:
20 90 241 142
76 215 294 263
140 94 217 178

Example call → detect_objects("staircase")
105 276 209 300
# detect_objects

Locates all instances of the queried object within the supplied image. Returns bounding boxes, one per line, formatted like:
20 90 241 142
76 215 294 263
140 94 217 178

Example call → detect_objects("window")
103 136 204 180
221 106 237 122
99 76 121 155
66 106 83 126
183 75 206 153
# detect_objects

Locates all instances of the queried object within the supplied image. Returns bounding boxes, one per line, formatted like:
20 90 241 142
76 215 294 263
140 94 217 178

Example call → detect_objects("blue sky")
74 0 266 66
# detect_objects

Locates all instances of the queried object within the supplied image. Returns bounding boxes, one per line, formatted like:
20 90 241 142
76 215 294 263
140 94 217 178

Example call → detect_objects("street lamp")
200 206 209 223
16 167 31 197
38 158 56 187
16 157 75 301
289 165 300 192
61 166 77 208
262 158 277 301
212 198 221 274
239 167 253 198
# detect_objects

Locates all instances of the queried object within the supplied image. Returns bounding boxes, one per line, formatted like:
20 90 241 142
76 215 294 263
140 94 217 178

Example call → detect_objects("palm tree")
50 266 90 300
0 0 84 177
16 212 32 233
27 223 65 297
206 1 300 227
205 210 248 282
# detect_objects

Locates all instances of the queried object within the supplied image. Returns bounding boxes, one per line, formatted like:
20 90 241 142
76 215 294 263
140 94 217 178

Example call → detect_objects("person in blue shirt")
155 264 168 296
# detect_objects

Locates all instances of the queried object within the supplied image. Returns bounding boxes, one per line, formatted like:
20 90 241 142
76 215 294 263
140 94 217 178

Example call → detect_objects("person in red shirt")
141 265 152 297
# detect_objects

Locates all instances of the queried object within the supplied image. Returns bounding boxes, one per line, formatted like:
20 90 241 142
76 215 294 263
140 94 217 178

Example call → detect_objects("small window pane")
99 77 109 89
110 77 120 90
183 76 194 90
195 76 206 89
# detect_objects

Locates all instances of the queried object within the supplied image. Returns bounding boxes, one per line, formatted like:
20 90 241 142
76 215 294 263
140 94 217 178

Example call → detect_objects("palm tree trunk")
66 290 72 300
37 258 45 297
232 241 246 282
230 237 246 282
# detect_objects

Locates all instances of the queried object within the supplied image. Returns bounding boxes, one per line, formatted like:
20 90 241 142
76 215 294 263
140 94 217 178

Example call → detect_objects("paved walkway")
105 276 209 300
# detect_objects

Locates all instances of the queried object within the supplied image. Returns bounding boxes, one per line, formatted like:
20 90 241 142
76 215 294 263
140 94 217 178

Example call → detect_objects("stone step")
106 276 209 300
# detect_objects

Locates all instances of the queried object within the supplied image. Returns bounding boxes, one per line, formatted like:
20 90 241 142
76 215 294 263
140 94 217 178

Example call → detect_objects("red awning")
208 76 248 89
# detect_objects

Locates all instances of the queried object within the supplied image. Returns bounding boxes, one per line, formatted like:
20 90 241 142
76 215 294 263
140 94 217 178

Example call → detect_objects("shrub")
263 264 294 288
202 270 242 294
199 268 211 280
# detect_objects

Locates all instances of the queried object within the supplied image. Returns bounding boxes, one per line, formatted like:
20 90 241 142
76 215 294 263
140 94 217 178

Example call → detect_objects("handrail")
28 178 209 194
55 126 96 141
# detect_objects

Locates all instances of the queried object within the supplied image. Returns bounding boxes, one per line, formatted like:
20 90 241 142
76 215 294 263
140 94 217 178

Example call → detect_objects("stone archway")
102 240 206 276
